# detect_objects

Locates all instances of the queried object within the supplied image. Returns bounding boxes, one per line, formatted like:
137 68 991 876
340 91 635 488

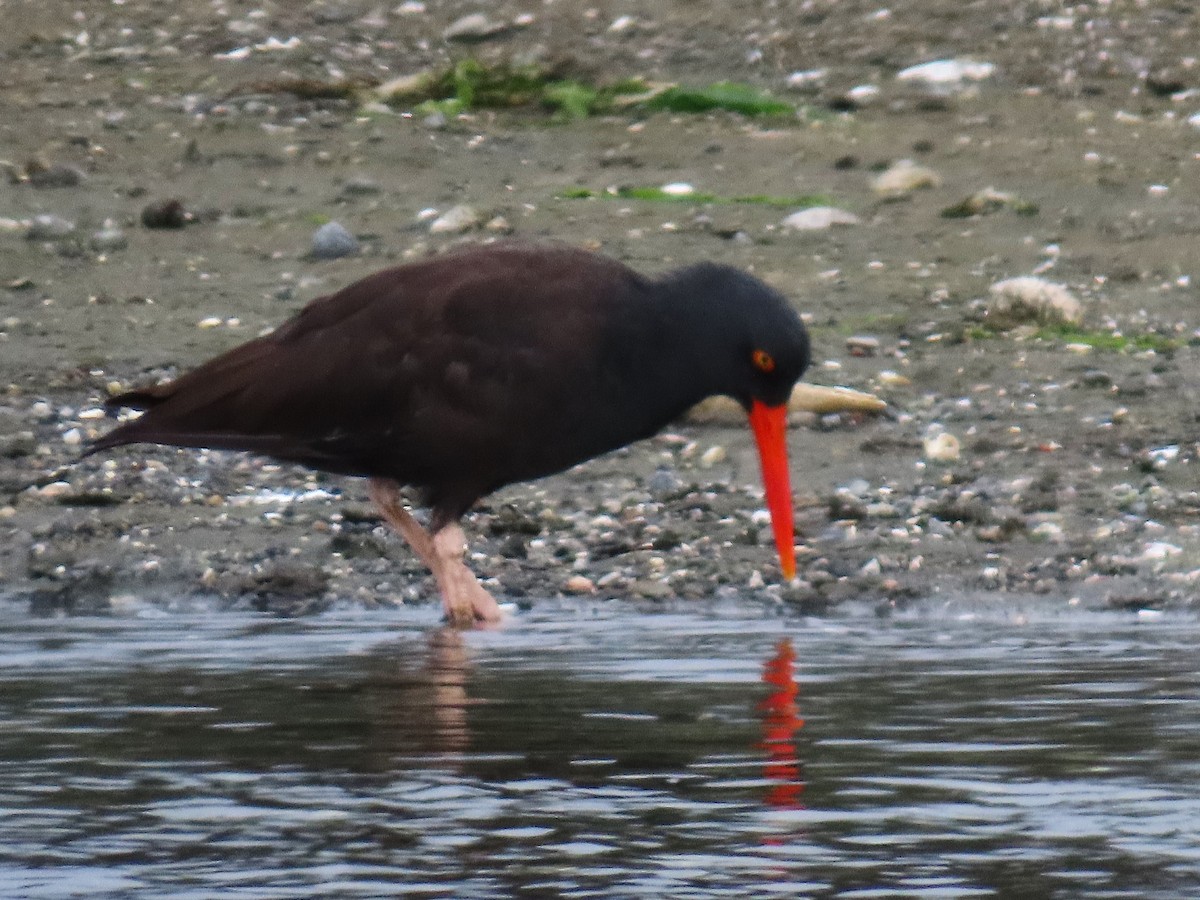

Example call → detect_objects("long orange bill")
748 400 796 581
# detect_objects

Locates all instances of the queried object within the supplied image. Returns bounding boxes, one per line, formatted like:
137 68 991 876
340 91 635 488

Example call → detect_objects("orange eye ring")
752 349 776 373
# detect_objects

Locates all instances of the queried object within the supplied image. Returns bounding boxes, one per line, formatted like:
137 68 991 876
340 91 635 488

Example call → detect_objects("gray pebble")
26 214 76 241
647 466 681 497
90 226 128 252
311 221 359 259
443 13 508 42
29 163 85 188
341 176 381 197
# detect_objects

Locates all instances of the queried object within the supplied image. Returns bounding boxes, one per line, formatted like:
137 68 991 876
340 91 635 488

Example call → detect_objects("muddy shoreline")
4 2 1200 617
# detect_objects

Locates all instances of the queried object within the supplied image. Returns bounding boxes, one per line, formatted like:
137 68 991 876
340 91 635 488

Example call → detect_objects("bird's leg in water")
431 524 504 627
367 478 503 626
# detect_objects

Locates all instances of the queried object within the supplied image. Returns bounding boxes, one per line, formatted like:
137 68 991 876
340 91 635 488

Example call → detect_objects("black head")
663 263 811 408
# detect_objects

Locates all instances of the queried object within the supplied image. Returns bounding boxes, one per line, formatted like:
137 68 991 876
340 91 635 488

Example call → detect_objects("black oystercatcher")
88 243 810 625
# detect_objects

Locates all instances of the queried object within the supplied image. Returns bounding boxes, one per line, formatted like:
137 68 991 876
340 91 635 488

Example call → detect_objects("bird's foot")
432 526 504 628
367 479 504 628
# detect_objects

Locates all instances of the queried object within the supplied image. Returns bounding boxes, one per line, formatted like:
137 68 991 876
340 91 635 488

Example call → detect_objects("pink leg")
431 523 503 627
367 478 503 627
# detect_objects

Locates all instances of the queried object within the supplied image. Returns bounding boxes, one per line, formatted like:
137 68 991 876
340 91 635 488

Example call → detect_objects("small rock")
90 225 128 252
0 430 36 458
785 69 827 91
896 58 996 94
61 428 82 447
877 370 911 387
26 214 76 241
34 481 73 499
485 215 513 234
27 161 85 188
631 578 672 600
429 204 481 235
341 176 381 196
780 206 859 231
846 335 881 357
660 182 695 196
564 574 596 594
872 159 940 198
647 467 681 496
141 199 191 229
987 277 1082 327
845 84 881 106
310 221 359 259
698 445 727 468
443 13 508 42
1140 542 1182 562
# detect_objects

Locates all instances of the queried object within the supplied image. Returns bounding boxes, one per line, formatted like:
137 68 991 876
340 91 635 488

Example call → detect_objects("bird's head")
667 264 811 582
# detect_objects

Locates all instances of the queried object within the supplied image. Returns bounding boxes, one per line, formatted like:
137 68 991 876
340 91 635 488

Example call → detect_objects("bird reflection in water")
760 638 804 810
363 627 474 766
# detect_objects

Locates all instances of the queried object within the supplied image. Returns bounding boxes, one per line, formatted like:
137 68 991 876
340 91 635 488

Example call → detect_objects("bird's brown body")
90 243 810 624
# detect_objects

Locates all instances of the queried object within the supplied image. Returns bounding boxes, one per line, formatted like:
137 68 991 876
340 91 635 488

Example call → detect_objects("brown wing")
89 244 649 510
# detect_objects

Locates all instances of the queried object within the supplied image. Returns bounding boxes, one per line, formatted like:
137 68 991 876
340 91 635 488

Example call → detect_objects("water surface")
1 600 1198 898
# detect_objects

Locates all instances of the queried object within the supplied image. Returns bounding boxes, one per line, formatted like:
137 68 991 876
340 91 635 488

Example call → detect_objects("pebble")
61 428 82 447
846 335 881 357
90 225 128 252
26 214 76 241
310 221 359 259
698 445 727 468
845 84 881 106
443 13 508 42
780 206 860 231
785 69 827 91
987 277 1082 327
341 176 381 196
877 370 911 387
27 162 86 188
33 481 73 499
647 467 681 496
872 160 940 197
1141 542 1182 562
564 574 596 594
429 205 481 235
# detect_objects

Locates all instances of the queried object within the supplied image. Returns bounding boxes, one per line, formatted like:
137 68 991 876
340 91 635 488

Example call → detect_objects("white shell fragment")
897 59 996 93
872 159 941 198
923 430 961 463
781 207 860 231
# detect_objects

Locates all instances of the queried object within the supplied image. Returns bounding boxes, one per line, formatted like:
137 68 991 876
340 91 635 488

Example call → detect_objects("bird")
87 242 811 626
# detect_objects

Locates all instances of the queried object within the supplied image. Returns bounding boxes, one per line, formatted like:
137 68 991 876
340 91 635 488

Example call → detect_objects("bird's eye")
751 349 776 373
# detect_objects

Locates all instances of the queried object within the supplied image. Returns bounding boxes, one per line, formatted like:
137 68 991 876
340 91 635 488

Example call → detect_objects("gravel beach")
4 1 1200 617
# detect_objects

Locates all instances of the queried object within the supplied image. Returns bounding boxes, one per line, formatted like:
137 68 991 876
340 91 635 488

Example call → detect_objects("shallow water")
1 600 1198 899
